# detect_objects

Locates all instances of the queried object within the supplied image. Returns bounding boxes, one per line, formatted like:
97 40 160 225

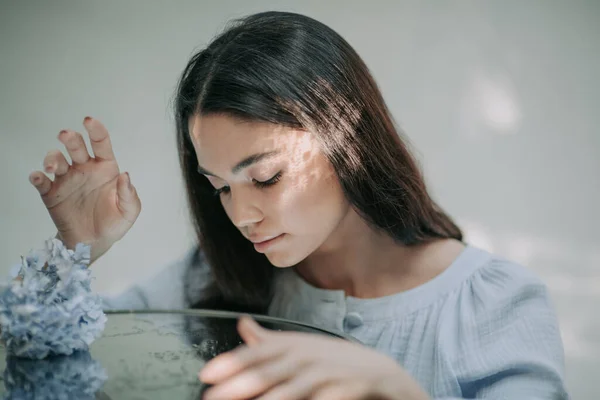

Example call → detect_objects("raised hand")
28 117 142 264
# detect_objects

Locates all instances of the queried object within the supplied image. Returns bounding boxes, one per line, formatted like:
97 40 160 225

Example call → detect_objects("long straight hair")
174 11 462 314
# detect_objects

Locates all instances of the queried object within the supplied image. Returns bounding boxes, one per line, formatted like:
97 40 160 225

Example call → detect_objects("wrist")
54 232 109 266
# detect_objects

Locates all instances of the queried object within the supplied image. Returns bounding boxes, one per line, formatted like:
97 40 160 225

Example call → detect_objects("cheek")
277 167 346 234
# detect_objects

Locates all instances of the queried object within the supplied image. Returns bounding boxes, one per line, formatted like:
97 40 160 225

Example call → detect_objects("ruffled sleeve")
438 256 569 399
100 246 212 311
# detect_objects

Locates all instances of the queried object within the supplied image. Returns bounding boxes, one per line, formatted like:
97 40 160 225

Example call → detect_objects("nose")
225 189 263 228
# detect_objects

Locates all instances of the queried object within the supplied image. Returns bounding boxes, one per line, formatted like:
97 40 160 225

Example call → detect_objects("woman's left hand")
199 316 431 400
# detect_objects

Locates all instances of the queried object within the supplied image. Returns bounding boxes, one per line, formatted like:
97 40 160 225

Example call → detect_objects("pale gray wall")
1 1 598 398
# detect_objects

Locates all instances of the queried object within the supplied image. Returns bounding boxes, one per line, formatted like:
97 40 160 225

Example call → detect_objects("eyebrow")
197 151 280 177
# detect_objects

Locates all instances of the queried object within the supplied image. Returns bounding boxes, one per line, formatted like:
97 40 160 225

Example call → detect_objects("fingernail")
125 172 132 188
84 116 92 123
30 175 40 185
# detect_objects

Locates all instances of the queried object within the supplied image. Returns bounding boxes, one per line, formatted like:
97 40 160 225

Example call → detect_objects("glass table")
0 310 354 399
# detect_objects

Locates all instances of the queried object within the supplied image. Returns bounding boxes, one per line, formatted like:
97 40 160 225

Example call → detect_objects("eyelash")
213 171 283 196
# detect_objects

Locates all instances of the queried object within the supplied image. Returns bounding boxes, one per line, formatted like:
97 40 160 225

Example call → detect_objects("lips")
249 234 285 253
248 234 280 244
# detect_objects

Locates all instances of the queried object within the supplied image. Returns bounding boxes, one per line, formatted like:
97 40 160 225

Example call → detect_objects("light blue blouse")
103 245 569 399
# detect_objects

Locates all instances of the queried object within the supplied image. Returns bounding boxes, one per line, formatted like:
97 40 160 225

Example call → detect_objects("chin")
265 251 305 268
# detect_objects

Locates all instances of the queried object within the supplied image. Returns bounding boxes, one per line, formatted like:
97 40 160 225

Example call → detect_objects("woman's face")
188 113 350 267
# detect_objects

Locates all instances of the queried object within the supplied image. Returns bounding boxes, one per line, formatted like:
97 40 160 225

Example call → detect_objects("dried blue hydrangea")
0 238 107 359
3 350 108 399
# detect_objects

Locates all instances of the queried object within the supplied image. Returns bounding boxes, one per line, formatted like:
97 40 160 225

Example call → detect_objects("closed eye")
213 186 230 196
213 171 282 196
253 171 282 188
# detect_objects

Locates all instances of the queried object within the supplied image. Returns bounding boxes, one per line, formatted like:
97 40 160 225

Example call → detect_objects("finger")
254 367 335 400
311 381 373 400
203 355 302 400
199 342 283 384
116 172 142 224
238 315 269 346
58 129 90 165
43 150 70 177
82 116 115 161
28 171 52 196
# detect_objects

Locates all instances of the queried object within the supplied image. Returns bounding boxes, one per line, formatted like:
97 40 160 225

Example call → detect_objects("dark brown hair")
174 11 462 314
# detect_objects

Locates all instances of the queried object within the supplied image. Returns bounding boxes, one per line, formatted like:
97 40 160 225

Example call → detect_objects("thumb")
116 172 141 222
237 315 268 346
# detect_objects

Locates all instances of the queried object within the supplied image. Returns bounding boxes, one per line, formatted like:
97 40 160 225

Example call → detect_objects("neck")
294 208 464 298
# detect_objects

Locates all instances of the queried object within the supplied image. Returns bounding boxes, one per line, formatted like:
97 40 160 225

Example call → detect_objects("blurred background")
1 0 598 398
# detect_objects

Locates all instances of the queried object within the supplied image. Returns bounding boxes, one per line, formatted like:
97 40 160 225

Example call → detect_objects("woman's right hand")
29 117 142 265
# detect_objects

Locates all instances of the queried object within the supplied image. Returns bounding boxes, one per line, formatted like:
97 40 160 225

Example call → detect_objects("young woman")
26 11 567 400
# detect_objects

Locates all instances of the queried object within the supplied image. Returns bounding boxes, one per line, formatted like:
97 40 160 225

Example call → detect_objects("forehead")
188 114 314 161
188 114 278 148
